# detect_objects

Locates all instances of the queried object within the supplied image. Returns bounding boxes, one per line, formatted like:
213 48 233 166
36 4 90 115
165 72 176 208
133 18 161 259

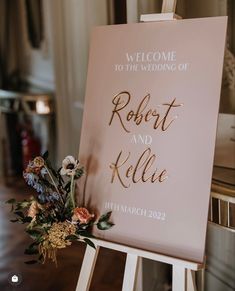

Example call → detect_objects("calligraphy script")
108 91 183 188
109 91 182 133
110 148 167 188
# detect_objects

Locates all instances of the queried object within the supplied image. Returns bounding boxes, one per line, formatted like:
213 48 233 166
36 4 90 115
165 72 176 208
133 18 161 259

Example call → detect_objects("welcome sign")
78 17 227 263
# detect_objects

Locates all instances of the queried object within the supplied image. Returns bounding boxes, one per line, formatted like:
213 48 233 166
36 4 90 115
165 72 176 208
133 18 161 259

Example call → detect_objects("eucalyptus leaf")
75 168 84 179
46 159 58 178
24 248 39 255
98 211 112 223
77 230 95 238
97 221 114 230
57 168 64 186
42 151 49 160
65 234 79 241
26 229 41 239
22 216 33 223
14 211 25 219
5 198 16 204
24 260 38 264
83 238 96 249
51 168 58 179
10 219 19 222
28 241 39 248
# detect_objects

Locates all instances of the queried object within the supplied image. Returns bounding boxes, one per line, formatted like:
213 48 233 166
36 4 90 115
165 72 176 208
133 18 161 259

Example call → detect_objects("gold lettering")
110 148 168 188
142 153 156 182
153 98 182 131
134 94 150 125
109 92 183 133
110 151 130 188
127 110 135 121
109 91 131 133
126 165 133 178
132 148 151 183
152 169 168 182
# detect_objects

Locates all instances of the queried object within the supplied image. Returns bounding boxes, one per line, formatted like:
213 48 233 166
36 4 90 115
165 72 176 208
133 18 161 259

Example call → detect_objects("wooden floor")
0 178 126 291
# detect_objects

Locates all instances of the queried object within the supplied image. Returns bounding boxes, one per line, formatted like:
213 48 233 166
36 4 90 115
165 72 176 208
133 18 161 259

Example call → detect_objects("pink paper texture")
78 17 227 263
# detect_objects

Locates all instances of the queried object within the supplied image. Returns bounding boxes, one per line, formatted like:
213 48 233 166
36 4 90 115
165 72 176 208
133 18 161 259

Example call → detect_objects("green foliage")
97 220 114 230
42 151 49 160
24 260 38 264
83 238 96 249
22 216 33 223
75 168 84 179
6 151 114 266
15 200 32 210
24 247 39 255
65 234 79 241
14 211 25 219
26 229 42 240
98 211 112 222
77 229 96 238
10 219 19 223
5 198 16 204
97 211 114 230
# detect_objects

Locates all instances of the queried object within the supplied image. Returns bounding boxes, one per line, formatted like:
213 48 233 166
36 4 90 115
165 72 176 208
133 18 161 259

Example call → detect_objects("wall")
14 0 109 165
50 0 109 163
19 0 55 91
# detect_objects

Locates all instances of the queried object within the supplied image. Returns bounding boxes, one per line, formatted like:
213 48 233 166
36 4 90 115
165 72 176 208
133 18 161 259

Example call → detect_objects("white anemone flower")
60 156 79 176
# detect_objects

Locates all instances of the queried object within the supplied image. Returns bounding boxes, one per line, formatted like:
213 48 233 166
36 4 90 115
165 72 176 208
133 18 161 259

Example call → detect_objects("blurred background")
0 0 234 291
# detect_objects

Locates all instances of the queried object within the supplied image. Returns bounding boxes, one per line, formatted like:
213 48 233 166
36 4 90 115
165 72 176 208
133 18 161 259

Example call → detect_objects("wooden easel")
75 1 204 290
75 238 203 291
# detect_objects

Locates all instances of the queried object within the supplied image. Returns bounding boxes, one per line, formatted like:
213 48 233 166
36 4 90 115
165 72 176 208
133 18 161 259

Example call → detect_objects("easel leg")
172 265 186 291
122 253 139 291
135 257 143 291
187 270 197 291
75 245 100 291
196 268 205 291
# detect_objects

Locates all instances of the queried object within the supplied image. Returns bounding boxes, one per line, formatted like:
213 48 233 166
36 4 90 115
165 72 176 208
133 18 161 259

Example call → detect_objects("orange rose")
72 207 94 224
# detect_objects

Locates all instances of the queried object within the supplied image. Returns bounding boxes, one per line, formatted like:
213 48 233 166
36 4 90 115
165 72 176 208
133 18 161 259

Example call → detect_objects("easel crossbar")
92 238 203 271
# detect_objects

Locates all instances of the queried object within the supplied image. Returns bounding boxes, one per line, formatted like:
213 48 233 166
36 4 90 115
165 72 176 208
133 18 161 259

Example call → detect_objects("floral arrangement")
6 152 113 265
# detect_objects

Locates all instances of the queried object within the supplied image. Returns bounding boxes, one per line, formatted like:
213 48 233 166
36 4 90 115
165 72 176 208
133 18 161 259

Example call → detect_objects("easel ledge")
140 13 181 22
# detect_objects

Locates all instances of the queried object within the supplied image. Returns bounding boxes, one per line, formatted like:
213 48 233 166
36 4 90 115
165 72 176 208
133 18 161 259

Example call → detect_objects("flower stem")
44 165 64 204
70 174 75 208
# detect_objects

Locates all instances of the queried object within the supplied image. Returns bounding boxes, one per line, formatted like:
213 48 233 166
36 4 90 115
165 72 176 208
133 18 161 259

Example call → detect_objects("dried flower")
60 156 80 176
27 201 42 218
37 191 60 204
7 151 113 266
33 157 45 168
24 157 45 176
38 221 76 265
23 172 36 187
47 221 76 249
72 207 94 224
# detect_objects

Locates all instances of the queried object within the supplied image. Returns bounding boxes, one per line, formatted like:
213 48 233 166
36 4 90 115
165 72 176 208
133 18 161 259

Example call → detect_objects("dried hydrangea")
47 221 76 249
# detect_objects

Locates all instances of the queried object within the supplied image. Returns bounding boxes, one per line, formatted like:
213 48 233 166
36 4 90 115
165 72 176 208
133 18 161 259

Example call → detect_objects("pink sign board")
78 17 227 263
